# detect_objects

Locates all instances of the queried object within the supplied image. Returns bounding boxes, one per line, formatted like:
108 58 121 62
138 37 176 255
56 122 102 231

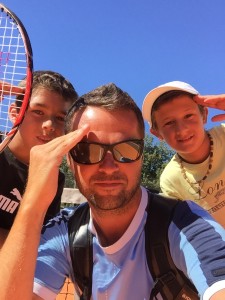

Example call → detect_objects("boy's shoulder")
208 124 225 147
160 154 179 176
210 123 225 136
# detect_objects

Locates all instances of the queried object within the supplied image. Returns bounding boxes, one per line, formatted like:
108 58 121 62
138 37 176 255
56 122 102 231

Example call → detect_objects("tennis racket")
0 3 33 152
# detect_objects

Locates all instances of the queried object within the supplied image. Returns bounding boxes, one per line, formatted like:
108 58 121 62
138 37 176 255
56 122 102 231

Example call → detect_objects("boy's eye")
33 110 43 115
164 120 174 127
185 113 193 119
56 116 66 122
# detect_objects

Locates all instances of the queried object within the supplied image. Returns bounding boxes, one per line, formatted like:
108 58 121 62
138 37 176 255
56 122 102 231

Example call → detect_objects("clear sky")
3 0 225 131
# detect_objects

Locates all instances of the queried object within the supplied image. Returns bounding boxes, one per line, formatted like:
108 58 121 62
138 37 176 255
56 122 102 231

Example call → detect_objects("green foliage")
141 135 174 191
60 156 76 188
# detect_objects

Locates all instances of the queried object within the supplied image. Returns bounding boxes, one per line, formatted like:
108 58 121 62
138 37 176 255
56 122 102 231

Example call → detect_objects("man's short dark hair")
65 83 145 138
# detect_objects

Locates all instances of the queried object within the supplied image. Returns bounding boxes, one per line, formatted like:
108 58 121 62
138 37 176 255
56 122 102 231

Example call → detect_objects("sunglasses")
70 139 144 165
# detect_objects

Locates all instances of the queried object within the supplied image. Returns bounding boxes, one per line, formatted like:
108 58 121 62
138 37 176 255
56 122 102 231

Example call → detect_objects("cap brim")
142 85 198 126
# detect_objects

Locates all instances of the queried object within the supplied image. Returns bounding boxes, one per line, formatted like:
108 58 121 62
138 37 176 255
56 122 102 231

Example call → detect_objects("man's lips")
93 181 124 188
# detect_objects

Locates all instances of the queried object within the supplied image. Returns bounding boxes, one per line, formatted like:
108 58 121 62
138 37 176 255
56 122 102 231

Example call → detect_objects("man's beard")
75 171 141 214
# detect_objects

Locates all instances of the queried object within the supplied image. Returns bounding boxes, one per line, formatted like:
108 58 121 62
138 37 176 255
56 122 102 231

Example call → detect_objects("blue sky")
3 0 225 132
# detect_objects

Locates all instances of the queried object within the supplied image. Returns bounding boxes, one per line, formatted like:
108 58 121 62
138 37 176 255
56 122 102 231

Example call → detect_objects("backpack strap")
145 191 199 300
68 202 93 300
68 190 199 300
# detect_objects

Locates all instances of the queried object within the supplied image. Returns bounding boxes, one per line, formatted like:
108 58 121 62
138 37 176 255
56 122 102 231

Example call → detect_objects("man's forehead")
73 107 107 125
85 107 96 118
73 106 137 126
72 106 140 141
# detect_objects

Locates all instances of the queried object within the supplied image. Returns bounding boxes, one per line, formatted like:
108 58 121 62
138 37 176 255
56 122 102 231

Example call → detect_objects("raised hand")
194 94 225 122
25 125 89 214
0 81 24 100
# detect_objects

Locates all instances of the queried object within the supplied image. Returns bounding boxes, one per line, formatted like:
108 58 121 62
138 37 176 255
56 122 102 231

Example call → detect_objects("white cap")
142 81 199 127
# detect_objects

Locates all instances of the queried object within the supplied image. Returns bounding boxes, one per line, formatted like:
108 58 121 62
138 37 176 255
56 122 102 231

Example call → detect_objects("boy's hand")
23 125 89 214
194 94 225 122
0 81 24 100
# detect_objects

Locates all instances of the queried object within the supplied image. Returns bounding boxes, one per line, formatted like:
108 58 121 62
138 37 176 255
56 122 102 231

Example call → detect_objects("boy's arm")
194 94 225 122
0 228 8 249
0 197 45 299
0 126 89 300
0 81 24 100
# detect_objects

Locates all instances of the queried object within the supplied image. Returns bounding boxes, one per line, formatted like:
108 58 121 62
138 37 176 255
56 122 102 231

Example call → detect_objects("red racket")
0 3 33 152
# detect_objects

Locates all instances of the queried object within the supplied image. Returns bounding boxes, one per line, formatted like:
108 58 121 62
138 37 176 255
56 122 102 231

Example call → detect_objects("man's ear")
150 128 163 141
67 153 75 173
202 107 208 124
9 103 19 124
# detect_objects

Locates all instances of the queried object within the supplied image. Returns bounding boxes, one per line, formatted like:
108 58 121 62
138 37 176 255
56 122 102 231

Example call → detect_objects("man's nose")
98 151 119 172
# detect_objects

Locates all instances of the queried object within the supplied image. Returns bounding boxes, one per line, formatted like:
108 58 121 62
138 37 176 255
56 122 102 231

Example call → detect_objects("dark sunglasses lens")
71 140 143 164
71 143 104 164
113 141 142 163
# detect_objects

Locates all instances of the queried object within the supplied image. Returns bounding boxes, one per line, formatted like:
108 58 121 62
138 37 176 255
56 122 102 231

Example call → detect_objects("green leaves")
141 135 174 192
60 156 75 188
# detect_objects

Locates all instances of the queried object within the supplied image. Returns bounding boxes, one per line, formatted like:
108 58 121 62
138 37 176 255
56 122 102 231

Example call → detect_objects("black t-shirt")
0 147 65 229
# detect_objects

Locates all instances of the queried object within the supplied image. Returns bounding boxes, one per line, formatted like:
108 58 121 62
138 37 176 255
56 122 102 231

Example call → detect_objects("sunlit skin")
67 107 143 246
8 87 72 164
150 95 210 163
0 81 24 100
194 94 225 122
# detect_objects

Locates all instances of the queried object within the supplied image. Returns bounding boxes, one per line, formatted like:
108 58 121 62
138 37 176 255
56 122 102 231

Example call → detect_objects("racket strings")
0 10 26 138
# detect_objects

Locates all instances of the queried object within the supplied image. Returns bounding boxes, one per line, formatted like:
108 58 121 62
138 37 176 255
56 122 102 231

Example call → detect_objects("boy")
0 70 78 234
142 81 225 227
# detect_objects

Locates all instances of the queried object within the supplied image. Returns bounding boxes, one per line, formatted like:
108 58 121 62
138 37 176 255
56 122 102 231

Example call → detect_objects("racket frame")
0 3 33 152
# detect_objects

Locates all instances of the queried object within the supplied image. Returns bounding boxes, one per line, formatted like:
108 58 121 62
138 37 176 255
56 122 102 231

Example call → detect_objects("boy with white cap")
142 81 225 228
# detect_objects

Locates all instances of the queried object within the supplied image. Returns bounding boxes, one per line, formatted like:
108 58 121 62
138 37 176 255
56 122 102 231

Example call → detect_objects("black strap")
68 202 93 300
145 191 199 300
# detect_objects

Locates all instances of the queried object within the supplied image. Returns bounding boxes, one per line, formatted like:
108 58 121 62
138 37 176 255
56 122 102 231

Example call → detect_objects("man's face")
70 107 143 213
10 87 72 163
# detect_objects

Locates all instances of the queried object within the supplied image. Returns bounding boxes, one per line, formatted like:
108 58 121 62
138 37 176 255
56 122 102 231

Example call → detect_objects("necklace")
178 132 213 192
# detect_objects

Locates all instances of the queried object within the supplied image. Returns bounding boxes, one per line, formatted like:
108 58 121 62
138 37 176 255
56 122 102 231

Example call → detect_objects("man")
0 70 78 247
1 83 225 299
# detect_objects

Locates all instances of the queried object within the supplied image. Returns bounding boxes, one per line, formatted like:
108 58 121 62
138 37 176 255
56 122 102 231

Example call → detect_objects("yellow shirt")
160 124 225 227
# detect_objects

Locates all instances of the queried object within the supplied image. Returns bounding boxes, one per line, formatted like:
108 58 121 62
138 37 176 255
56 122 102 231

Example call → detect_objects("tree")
60 156 76 188
141 135 174 191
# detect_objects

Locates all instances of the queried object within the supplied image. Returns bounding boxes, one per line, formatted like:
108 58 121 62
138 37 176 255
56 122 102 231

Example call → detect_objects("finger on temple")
211 114 225 122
